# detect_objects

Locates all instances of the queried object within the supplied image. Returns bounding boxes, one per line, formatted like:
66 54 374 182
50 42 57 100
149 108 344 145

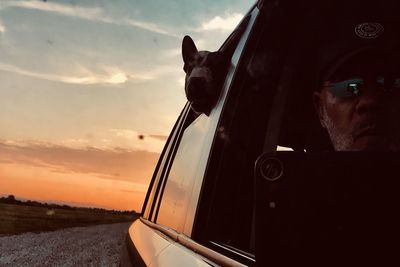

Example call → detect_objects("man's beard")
321 107 355 151
321 107 400 151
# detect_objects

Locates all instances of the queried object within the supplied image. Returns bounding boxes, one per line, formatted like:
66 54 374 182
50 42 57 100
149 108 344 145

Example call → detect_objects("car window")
142 103 191 220
155 112 212 233
155 10 255 235
191 5 290 262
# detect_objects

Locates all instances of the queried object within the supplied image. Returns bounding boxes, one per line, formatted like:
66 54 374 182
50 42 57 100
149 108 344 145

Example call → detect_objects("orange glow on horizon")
0 162 149 212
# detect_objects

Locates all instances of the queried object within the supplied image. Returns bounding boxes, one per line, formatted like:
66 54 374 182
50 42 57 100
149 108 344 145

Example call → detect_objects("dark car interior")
193 0 400 265
254 1 400 265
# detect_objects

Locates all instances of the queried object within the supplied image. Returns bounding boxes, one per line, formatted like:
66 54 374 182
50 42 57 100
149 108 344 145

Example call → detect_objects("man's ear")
313 91 326 129
182 35 198 66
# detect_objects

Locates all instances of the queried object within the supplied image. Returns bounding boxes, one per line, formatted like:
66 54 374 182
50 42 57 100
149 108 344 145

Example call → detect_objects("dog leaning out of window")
181 18 248 115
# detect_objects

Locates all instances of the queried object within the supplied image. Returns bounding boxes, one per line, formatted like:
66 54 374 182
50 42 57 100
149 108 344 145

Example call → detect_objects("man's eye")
394 78 400 89
347 83 361 96
377 76 385 85
380 76 400 90
329 78 364 98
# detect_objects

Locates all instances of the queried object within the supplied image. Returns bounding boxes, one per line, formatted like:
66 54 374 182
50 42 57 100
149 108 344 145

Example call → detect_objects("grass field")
0 203 138 236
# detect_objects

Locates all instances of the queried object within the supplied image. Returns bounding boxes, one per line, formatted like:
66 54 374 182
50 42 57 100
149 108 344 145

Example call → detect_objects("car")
120 0 400 266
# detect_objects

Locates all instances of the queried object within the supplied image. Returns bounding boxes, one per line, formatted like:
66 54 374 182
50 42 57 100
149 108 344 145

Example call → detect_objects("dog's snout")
189 77 206 88
187 77 207 101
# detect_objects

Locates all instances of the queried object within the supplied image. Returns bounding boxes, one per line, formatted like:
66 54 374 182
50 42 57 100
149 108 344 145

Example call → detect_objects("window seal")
140 218 247 267
209 241 256 264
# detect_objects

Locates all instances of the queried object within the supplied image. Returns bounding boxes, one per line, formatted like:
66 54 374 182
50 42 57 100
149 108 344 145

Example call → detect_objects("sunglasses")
325 76 400 98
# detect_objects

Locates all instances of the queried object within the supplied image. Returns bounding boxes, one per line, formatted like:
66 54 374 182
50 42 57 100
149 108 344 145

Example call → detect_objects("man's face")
314 60 400 151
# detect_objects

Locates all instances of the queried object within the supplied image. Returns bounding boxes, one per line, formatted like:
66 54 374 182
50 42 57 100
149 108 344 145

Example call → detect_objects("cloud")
0 20 5 33
122 18 180 38
0 63 152 85
107 72 128 84
1 0 103 20
162 48 181 58
201 13 243 32
1 0 179 38
148 135 168 141
0 58 185 85
139 64 182 79
0 140 160 184
120 189 141 194
34 129 167 154
107 129 166 153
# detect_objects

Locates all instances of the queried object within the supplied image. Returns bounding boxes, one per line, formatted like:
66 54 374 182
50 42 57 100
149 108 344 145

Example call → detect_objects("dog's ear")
182 36 198 67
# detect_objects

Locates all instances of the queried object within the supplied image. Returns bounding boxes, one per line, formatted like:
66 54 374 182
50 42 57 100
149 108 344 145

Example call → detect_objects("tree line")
0 194 137 215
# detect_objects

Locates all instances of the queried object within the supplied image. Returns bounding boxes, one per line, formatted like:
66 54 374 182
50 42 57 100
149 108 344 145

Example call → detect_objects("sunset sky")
0 0 252 211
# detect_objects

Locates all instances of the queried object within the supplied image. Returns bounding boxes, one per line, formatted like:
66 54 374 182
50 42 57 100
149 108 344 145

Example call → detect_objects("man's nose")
355 85 383 115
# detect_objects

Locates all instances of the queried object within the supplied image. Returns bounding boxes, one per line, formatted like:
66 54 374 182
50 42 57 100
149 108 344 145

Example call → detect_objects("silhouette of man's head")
313 47 400 151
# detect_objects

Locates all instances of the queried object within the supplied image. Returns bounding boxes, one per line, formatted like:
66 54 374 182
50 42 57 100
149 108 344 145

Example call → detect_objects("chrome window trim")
209 241 256 263
140 217 246 267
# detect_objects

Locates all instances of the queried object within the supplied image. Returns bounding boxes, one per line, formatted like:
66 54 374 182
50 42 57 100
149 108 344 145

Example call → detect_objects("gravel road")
0 222 131 267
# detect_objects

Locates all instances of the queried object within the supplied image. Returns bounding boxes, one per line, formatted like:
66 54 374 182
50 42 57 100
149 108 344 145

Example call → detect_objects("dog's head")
182 35 229 115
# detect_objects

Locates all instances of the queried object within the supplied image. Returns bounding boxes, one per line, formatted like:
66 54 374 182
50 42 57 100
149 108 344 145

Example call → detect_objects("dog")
182 36 229 115
181 16 249 115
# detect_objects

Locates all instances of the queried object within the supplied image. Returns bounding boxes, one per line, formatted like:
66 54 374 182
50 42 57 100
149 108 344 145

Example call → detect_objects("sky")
0 0 253 211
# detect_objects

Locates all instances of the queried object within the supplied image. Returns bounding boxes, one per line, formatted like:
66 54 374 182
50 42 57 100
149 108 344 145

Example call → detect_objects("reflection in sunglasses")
325 76 400 98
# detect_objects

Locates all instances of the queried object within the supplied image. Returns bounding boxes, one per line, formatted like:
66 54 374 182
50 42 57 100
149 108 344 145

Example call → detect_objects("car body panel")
128 218 248 267
128 219 171 266
149 240 213 267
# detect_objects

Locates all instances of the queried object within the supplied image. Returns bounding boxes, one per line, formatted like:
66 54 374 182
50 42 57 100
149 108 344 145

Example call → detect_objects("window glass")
156 113 211 233
142 103 190 219
194 6 287 257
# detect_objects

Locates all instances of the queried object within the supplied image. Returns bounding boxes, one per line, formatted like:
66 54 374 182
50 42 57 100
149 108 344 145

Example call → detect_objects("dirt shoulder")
0 222 132 267
0 203 138 235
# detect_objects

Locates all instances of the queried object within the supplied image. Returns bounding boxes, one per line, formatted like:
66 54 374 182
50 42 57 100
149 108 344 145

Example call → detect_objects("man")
313 46 400 151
